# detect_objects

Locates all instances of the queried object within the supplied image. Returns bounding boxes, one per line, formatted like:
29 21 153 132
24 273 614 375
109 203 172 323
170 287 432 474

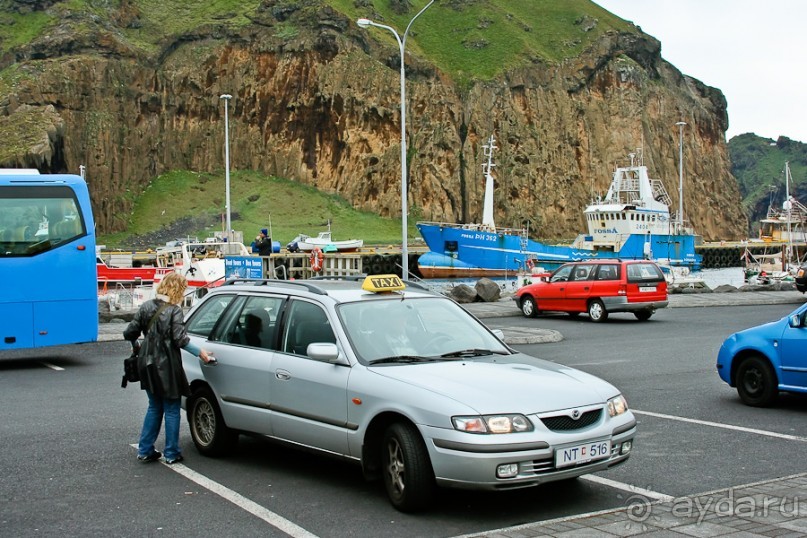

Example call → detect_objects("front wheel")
382 422 435 512
187 386 238 456
520 296 538 318
588 299 608 322
736 355 778 407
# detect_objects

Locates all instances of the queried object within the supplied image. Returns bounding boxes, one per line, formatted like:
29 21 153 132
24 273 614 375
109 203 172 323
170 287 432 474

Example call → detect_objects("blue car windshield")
338 297 510 364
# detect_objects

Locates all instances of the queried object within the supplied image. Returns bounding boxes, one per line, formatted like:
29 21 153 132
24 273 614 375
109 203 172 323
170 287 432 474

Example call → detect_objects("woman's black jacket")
123 298 191 399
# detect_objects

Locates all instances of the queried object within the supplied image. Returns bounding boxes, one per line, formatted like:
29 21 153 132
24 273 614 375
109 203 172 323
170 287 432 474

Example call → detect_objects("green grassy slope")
728 134 806 226
98 170 413 248
1 0 635 80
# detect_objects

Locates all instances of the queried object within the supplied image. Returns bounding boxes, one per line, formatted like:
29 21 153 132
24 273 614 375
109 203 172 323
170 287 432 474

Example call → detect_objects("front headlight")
452 414 534 434
607 394 629 417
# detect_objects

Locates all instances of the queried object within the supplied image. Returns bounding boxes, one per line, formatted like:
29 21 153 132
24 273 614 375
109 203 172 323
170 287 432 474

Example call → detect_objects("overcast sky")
593 0 806 143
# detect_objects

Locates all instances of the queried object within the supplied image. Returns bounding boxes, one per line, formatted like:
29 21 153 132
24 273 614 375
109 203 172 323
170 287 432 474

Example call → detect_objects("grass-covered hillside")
98 169 414 249
729 134 806 230
1 0 634 82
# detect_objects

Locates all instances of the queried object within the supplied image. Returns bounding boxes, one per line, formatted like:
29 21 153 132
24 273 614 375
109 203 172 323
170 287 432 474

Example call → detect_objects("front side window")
569 265 594 281
186 294 237 338
550 265 573 283
0 186 85 257
282 300 335 357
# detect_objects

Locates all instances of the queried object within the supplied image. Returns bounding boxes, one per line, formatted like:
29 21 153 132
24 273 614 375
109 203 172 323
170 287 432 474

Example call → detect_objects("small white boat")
288 223 363 252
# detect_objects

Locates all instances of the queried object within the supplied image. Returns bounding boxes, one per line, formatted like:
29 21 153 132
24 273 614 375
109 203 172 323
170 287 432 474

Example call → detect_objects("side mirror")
307 343 344 364
492 329 505 340
789 314 804 329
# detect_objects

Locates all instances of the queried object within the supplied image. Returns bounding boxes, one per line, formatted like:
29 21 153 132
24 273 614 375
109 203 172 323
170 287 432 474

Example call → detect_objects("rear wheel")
520 296 538 318
736 355 778 407
588 299 608 322
634 310 653 321
382 422 435 512
187 386 238 456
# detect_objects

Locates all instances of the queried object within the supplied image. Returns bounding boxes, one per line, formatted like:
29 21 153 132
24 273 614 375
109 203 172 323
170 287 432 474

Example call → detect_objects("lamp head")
220 94 232 100
356 18 372 28
675 121 686 127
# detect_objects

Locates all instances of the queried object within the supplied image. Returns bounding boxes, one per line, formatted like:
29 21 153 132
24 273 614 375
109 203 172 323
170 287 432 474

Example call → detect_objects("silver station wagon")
181 275 636 511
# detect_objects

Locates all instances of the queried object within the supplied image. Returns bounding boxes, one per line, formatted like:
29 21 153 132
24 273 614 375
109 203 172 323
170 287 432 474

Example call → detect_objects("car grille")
540 409 602 431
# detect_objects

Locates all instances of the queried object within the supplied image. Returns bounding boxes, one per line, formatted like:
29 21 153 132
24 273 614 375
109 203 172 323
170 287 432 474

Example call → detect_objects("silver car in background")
181 276 636 512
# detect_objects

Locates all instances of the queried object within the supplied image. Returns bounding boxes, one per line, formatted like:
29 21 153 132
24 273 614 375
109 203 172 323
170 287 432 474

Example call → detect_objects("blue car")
717 302 807 406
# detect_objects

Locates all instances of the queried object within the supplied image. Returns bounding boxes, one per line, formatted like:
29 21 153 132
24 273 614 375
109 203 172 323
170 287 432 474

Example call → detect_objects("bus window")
0 186 86 257
0 175 97 350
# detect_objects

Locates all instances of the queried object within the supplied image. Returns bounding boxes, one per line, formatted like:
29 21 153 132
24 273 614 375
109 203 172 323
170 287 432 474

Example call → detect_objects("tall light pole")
675 121 687 233
357 0 436 280
220 94 232 241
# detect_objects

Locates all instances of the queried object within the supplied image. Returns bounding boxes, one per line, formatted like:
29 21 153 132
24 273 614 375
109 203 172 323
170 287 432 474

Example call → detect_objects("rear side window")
626 263 664 283
222 295 284 350
595 264 620 281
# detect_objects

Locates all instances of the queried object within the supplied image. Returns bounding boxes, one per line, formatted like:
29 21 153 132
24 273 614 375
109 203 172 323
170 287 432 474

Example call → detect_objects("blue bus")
0 171 98 350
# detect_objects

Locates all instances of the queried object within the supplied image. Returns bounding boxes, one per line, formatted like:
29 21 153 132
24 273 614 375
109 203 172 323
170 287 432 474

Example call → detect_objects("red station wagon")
514 260 669 322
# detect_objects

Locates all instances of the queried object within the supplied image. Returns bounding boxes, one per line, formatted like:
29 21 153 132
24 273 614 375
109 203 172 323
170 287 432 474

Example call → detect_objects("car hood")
371 353 619 414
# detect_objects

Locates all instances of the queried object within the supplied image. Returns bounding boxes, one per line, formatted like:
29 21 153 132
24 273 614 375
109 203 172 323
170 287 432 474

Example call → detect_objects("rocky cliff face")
0 1 748 240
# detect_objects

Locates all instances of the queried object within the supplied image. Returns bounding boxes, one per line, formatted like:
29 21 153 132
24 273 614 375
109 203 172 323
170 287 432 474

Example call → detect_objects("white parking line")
130 445 319 538
633 409 807 442
169 464 320 538
40 362 64 371
581 474 674 502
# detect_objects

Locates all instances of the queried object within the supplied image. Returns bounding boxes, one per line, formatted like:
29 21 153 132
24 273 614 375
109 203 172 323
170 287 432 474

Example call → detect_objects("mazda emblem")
571 409 581 420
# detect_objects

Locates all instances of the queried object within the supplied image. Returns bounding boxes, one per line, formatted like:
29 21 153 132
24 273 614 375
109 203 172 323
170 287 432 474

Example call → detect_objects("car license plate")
555 440 611 468
639 286 656 292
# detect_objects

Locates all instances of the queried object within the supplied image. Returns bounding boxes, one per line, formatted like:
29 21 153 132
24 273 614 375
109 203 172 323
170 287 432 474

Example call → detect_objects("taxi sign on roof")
362 274 405 293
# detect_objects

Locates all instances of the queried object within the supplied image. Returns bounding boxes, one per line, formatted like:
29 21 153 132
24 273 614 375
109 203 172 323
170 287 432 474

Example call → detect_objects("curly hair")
156 272 188 304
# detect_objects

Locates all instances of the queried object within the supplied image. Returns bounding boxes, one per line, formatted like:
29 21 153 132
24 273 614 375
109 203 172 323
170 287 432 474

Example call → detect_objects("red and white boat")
97 256 158 285
151 239 252 290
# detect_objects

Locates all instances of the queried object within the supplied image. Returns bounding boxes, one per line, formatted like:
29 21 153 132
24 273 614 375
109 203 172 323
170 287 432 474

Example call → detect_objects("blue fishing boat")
416 136 702 278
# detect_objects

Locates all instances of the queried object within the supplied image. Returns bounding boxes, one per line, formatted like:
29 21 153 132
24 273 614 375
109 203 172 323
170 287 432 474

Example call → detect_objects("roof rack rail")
308 274 430 291
222 278 328 295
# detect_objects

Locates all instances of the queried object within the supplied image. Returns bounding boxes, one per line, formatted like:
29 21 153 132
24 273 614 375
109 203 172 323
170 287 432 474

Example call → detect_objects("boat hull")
297 239 363 252
416 223 702 276
97 264 157 285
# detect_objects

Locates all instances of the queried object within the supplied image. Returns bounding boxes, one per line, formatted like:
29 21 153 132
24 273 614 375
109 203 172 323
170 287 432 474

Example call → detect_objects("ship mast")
784 161 793 268
675 121 687 233
481 135 497 230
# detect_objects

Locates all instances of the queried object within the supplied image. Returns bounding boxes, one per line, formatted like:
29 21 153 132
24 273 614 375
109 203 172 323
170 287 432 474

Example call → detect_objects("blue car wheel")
736 355 778 407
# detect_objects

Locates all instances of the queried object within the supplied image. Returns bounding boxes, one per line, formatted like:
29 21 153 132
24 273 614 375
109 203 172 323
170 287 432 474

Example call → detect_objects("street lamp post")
675 121 687 233
357 0 436 280
220 94 232 241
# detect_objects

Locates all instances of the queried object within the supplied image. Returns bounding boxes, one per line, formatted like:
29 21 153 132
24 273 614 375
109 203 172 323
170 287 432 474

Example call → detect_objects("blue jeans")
138 390 182 461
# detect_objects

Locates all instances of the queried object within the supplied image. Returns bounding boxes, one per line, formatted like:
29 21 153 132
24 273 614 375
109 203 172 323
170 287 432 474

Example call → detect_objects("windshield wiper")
369 355 451 365
439 348 509 358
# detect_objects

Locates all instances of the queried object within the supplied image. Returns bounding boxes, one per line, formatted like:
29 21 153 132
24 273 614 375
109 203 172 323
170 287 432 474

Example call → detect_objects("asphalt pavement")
94 289 807 537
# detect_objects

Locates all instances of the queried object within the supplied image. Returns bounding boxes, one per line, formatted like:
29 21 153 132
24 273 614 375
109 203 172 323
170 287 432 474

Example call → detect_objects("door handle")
275 369 291 381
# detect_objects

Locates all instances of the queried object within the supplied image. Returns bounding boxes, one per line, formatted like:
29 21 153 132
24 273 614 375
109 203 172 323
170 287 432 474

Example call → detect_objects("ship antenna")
482 135 497 176
629 153 636 167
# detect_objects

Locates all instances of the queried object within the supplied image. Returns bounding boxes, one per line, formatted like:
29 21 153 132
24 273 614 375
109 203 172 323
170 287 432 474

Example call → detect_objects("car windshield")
338 297 510 364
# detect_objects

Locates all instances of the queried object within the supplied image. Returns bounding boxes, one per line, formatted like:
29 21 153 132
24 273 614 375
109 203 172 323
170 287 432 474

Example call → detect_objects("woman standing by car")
124 272 214 464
